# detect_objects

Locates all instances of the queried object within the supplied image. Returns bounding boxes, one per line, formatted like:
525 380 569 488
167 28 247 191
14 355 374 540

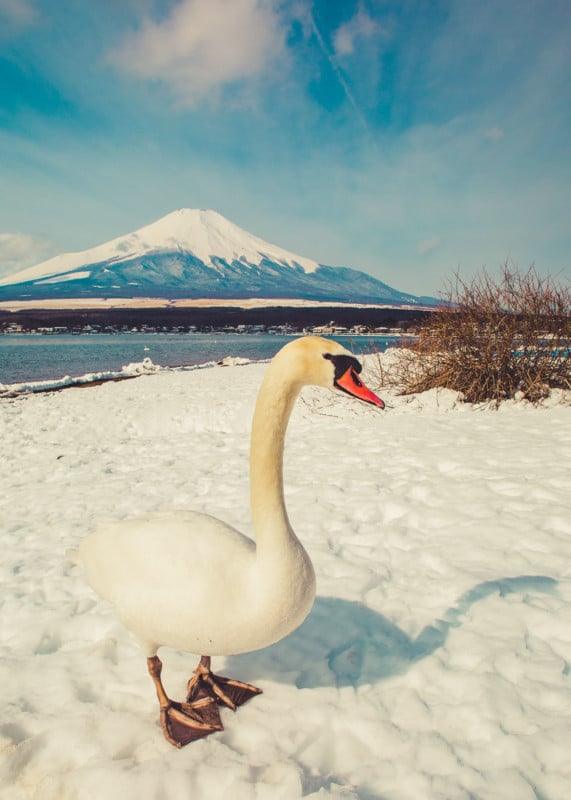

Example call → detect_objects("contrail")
308 10 374 142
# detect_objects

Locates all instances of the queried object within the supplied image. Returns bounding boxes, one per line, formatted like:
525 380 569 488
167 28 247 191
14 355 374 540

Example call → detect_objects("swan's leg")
186 655 263 712
147 656 223 747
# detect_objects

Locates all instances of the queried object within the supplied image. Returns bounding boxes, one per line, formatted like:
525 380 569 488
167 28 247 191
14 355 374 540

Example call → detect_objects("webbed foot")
186 656 263 712
147 655 223 748
160 699 223 748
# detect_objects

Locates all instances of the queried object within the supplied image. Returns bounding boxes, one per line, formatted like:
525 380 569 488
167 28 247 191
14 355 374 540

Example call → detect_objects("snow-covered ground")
1 350 570 800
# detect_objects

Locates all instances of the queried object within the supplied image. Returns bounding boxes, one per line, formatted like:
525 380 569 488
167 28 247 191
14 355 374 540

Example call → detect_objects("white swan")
75 336 384 747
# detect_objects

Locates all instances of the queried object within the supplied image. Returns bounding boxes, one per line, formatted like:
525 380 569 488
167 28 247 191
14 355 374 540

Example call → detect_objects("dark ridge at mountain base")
0 305 433 333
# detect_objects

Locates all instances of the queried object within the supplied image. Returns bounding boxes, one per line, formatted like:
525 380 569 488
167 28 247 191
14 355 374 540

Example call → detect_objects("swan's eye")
323 353 363 380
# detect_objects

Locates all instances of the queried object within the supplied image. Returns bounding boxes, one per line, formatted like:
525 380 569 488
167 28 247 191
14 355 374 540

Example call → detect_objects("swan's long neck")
249 361 301 557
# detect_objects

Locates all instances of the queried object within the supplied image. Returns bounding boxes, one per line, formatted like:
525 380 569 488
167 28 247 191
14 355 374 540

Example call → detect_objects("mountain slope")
0 209 430 305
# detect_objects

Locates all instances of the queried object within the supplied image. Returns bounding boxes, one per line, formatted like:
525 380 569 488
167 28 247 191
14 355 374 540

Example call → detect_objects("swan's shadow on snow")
226 576 558 689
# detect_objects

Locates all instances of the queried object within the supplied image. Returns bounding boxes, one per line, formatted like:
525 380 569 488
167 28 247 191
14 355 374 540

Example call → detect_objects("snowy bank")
0 356 256 398
1 351 570 799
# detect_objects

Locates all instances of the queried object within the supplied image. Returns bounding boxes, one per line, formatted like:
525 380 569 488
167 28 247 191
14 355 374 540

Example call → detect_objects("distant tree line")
0 305 432 334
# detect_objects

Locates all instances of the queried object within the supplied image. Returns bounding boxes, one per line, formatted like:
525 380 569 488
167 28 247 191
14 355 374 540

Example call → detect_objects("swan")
74 336 384 747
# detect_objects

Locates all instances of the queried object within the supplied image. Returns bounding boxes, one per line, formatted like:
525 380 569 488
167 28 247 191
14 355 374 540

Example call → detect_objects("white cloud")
0 233 58 278
109 0 287 106
0 0 35 27
484 127 504 141
333 7 380 57
417 237 442 256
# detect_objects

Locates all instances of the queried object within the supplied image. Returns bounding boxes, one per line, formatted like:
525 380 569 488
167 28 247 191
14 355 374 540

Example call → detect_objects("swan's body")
76 336 384 746
80 508 314 657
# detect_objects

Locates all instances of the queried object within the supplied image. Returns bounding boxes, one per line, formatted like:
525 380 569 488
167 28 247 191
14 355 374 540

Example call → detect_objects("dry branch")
388 264 571 403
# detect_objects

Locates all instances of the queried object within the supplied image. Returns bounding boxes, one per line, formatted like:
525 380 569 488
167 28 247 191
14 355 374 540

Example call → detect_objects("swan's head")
279 336 385 408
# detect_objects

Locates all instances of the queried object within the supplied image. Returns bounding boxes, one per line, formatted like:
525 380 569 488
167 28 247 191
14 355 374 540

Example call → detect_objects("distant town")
1 321 414 337
0 304 430 336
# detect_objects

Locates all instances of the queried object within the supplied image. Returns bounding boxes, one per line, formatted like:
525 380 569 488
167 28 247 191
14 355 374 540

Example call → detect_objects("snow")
1 349 570 799
0 357 224 397
34 271 92 285
0 296 424 312
0 209 319 287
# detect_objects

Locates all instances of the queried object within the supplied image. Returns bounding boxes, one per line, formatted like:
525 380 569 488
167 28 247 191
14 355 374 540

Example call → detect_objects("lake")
0 333 399 385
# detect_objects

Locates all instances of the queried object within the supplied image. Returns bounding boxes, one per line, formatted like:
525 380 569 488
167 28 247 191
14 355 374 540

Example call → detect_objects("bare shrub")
394 264 571 403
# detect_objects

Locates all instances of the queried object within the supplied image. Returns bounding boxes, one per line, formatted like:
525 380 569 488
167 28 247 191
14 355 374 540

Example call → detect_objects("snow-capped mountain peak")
138 209 320 273
0 209 319 287
0 208 432 306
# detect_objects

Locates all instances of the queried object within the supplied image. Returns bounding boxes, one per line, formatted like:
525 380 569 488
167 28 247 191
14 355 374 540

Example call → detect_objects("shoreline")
0 353 261 399
0 372 142 398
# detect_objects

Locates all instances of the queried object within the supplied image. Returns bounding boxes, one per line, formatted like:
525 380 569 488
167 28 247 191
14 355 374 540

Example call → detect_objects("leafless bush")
393 264 571 403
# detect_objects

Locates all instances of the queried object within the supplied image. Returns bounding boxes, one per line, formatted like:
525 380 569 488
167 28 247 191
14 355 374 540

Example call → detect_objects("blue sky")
0 0 569 296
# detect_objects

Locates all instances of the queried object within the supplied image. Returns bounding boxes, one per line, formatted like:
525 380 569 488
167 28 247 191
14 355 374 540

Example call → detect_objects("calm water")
0 333 396 385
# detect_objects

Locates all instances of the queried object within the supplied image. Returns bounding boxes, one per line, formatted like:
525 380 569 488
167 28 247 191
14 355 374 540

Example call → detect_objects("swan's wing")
77 510 254 605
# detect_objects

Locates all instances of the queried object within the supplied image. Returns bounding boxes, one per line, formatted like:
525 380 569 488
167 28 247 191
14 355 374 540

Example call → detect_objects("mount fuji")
0 209 433 306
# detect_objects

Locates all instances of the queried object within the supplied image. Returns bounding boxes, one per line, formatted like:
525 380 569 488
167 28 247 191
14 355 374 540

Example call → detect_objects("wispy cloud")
308 10 374 140
0 0 36 34
0 233 57 278
417 237 442 256
333 6 380 57
108 0 287 106
484 127 504 141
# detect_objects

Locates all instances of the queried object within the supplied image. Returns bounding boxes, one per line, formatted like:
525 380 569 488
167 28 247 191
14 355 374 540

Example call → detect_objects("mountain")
0 209 433 306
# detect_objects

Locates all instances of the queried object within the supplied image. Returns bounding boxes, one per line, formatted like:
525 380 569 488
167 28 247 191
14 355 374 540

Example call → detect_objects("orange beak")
335 367 385 408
